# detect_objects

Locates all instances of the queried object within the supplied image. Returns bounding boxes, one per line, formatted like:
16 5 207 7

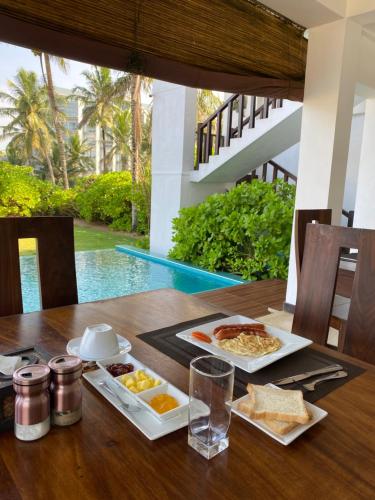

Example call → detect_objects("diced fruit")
118 369 161 393
125 379 134 389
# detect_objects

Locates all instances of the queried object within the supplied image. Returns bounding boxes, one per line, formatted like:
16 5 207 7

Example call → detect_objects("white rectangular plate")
176 315 312 373
230 384 328 445
83 369 188 440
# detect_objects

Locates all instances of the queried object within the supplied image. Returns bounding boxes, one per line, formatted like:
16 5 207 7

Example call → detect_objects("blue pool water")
20 249 241 313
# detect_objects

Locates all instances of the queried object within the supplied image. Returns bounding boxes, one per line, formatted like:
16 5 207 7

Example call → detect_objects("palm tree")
33 51 70 189
106 106 132 170
197 89 223 123
73 67 131 174
66 133 94 180
41 133 93 183
129 75 152 231
0 69 55 183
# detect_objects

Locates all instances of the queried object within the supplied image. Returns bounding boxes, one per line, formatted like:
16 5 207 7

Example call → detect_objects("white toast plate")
67 334 131 361
230 384 328 445
176 315 312 373
83 369 188 440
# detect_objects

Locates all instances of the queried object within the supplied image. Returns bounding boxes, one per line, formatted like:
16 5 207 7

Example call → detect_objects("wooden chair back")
292 223 375 364
0 217 78 317
294 209 356 298
294 209 332 282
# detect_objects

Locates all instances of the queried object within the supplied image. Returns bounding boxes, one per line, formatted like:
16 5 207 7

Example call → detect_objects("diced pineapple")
153 379 161 387
138 379 152 391
134 370 145 381
124 378 134 389
128 385 138 393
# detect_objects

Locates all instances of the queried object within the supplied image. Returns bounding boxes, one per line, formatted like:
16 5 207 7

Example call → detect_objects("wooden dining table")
0 288 374 500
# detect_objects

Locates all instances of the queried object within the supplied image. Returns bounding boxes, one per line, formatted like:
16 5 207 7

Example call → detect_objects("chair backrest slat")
294 209 332 282
292 223 375 364
0 217 78 317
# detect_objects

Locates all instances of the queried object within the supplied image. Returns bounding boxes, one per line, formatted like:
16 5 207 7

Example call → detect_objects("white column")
286 19 362 306
353 98 375 229
150 81 230 255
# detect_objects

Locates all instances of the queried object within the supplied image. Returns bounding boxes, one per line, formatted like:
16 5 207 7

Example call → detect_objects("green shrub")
48 189 78 216
135 235 150 249
169 180 296 280
0 161 45 216
0 162 150 235
75 172 133 230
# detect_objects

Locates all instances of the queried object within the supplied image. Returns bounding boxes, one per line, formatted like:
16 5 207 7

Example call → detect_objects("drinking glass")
188 355 234 459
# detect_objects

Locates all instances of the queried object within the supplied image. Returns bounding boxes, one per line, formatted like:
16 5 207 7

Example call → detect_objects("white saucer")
66 334 131 361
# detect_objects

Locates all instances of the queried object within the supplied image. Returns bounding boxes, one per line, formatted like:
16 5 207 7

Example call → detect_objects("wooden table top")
1 288 374 500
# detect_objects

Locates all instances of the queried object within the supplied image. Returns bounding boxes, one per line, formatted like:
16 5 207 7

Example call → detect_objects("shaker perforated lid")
13 364 50 385
48 355 82 374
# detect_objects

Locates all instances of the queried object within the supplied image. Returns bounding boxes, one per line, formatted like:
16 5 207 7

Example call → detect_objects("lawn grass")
18 224 140 256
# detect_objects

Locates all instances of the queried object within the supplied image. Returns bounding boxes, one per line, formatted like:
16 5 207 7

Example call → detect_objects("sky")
0 42 91 91
0 42 146 149
0 42 95 149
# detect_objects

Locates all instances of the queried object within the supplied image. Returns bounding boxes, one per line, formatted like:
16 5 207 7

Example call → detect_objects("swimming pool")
20 248 243 313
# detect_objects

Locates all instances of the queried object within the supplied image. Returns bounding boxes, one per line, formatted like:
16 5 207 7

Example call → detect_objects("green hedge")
169 180 296 280
0 161 47 216
0 161 77 217
0 162 149 234
75 172 149 233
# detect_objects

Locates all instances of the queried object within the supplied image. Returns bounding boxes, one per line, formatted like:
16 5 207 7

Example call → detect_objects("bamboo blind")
0 0 307 100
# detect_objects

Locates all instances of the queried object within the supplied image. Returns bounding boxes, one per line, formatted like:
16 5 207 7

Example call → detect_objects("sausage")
213 323 265 335
215 327 269 341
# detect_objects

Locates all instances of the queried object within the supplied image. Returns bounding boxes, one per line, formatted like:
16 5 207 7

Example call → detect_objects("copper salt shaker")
13 364 51 441
48 355 82 426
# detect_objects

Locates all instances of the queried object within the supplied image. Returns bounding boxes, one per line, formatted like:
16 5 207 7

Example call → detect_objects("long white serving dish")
176 315 312 373
230 384 328 445
97 352 189 422
83 369 189 440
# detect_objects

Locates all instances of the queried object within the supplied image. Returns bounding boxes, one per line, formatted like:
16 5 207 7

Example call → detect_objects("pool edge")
115 245 246 286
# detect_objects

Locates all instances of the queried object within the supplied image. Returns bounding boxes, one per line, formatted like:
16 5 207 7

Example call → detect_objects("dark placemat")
138 314 365 403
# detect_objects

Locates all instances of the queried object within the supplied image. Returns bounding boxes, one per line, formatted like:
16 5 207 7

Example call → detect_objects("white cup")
79 324 119 360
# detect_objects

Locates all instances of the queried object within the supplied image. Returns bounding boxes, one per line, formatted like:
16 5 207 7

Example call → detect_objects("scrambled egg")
218 332 282 357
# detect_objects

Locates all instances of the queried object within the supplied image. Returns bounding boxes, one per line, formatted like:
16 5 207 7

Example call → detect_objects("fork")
98 380 141 412
302 370 348 391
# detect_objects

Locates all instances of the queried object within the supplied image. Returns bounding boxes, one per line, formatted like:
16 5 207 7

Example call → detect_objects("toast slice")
246 384 309 424
238 397 300 435
239 397 312 435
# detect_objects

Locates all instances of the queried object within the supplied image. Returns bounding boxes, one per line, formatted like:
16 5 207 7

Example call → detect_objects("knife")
272 364 344 386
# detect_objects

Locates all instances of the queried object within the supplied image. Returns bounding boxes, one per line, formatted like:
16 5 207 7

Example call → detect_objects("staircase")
236 159 297 186
190 93 302 184
236 160 354 229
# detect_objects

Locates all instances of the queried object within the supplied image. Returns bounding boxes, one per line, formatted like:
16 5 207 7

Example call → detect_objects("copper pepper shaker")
48 355 82 426
13 364 51 441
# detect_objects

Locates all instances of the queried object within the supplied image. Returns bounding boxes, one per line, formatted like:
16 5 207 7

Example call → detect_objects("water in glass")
188 355 234 459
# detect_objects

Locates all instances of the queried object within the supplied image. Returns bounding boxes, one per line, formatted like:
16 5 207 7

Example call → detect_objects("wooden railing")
236 160 297 186
342 209 354 227
195 94 283 169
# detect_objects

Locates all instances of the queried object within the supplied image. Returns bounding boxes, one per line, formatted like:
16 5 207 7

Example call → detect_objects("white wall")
150 81 232 256
271 104 365 218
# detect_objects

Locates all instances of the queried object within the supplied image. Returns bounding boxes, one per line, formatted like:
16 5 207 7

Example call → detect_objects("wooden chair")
294 209 332 282
292 223 375 364
0 217 78 317
295 209 354 298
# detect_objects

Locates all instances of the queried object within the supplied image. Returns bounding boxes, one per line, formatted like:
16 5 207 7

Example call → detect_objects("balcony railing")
196 94 283 169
